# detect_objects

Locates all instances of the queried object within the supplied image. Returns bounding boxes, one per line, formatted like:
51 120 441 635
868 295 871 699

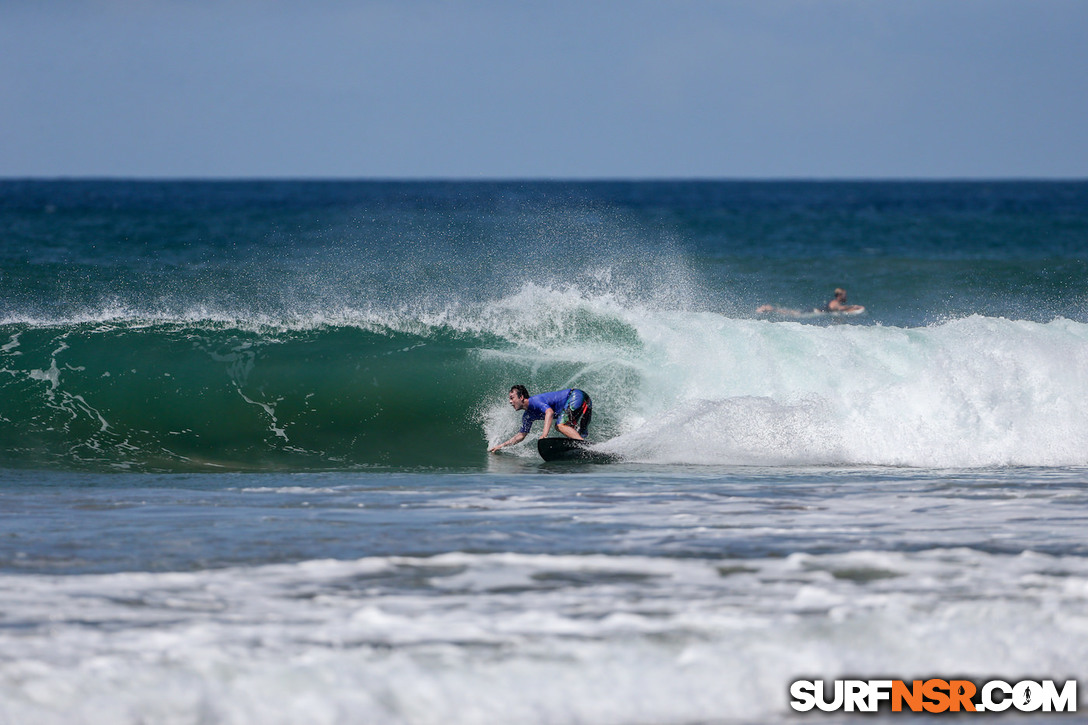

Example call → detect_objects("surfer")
756 288 864 316
488 385 593 453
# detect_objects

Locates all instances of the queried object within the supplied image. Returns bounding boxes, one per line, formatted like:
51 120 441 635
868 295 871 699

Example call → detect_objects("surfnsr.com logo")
790 679 1078 713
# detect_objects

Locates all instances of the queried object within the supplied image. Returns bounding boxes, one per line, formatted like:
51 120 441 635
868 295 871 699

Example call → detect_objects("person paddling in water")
488 385 593 453
756 287 864 316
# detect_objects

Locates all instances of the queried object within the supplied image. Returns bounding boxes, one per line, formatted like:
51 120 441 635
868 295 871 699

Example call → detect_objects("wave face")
3 180 1088 471
3 300 1087 471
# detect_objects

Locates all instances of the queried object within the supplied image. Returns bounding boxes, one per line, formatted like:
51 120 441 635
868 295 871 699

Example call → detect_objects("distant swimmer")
756 288 864 317
822 288 864 314
488 385 593 453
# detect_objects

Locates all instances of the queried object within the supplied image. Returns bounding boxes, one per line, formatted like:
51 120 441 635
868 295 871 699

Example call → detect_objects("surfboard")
757 305 865 319
537 438 618 463
822 305 865 316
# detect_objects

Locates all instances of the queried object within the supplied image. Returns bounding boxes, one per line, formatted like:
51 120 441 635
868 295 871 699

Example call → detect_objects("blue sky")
3 0 1086 178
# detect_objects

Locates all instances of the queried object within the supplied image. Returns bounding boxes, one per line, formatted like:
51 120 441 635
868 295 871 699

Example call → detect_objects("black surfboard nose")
537 437 617 463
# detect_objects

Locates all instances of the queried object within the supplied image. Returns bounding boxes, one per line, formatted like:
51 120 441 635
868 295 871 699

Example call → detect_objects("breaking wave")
3 287 1087 471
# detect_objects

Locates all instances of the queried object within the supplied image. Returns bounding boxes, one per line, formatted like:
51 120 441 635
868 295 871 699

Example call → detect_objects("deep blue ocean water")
1 181 1087 723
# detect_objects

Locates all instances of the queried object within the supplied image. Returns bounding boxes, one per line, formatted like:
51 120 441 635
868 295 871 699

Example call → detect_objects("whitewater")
2 180 1087 723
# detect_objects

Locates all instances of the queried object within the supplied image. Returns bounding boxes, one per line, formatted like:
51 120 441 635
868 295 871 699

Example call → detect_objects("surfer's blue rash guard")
519 389 573 434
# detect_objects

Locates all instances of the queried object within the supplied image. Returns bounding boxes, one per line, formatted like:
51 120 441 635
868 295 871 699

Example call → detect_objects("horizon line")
3 175 1087 184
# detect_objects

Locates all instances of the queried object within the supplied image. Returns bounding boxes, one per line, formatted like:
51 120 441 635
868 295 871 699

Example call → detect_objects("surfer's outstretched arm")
489 431 527 453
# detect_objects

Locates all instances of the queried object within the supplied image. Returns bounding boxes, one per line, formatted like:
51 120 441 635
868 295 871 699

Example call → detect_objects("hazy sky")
3 0 1086 179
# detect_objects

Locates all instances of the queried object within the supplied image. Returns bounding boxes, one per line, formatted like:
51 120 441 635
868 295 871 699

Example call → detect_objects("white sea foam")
477 288 1088 468
0 550 1085 724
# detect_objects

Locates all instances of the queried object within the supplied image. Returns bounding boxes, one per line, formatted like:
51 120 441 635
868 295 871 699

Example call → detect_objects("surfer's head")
508 385 529 410
834 288 847 300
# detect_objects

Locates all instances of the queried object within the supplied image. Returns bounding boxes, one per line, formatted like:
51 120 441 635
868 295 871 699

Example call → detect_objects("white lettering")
844 680 869 712
793 677 1076 713
815 680 844 712
1041 680 1078 713
1014 681 1043 712
982 680 1013 712
867 680 893 711
789 680 816 712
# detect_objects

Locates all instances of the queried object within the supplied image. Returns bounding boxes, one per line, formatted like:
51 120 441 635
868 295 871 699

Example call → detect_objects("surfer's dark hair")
510 385 529 399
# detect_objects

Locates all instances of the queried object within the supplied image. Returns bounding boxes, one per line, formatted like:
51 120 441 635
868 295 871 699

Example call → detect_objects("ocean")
1 180 1087 723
